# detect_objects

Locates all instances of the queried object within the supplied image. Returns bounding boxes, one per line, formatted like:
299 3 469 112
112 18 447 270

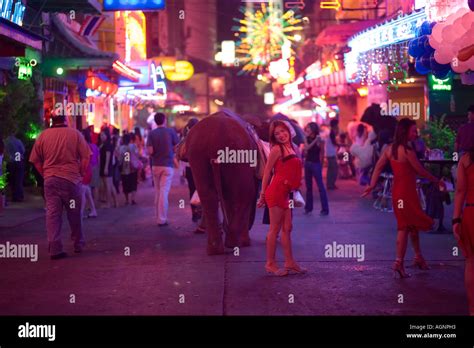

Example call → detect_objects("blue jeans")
304 161 329 213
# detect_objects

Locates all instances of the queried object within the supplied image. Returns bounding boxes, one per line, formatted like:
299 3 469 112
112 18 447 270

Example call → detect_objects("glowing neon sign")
320 0 340 10
0 0 25 26
104 0 165 11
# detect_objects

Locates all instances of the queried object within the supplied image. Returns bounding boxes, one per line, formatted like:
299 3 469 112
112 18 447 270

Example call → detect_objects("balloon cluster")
408 21 452 79
430 7 474 74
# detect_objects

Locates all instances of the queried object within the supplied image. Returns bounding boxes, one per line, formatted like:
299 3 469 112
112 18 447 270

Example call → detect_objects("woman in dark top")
303 122 329 215
99 128 118 208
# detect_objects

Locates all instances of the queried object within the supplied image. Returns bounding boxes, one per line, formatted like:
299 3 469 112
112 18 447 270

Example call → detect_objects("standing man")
456 105 474 156
147 113 179 226
4 131 25 202
29 115 91 260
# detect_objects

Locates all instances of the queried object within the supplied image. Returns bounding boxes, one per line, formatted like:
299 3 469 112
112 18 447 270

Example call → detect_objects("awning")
0 17 42 56
50 13 117 59
315 20 381 46
27 0 102 14
305 70 354 97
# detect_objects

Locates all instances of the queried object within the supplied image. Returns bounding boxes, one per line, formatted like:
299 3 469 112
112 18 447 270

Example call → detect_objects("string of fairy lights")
357 41 411 91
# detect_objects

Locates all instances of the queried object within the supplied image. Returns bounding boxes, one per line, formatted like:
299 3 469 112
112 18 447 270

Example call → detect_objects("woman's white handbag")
293 190 305 208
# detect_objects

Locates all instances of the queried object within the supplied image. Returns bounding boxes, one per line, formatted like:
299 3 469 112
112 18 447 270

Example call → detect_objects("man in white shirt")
146 105 157 130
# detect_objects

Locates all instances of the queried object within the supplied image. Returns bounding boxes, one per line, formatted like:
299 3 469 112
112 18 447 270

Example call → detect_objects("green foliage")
0 78 42 141
0 160 7 191
421 115 456 159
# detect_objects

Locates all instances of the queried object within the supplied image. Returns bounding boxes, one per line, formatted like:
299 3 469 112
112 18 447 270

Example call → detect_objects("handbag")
293 190 305 208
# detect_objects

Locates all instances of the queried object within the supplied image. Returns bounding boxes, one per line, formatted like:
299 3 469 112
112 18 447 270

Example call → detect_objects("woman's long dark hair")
306 122 320 138
392 118 416 160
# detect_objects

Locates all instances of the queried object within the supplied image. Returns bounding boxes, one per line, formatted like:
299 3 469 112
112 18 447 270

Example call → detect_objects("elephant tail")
210 159 229 228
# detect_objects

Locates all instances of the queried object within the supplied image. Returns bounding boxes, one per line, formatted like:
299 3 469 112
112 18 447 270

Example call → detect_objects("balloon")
429 35 441 50
424 39 435 54
420 21 432 36
415 58 430 74
430 53 450 71
409 39 423 57
434 49 453 65
451 60 469 73
430 22 437 30
470 0 474 11
433 68 450 79
461 12 474 30
421 54 432 69
431 23 444 43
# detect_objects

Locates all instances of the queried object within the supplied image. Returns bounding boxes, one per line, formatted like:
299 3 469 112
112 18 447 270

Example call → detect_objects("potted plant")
0 161 7 216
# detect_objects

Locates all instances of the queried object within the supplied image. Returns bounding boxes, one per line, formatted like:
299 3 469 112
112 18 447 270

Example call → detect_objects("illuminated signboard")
152 57 194 81
320 0 340 10
103 0 165 11
0 0 25 26
429 75 452 91
345 10 427 83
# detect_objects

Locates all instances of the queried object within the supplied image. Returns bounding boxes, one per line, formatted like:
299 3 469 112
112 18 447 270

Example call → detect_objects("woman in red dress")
453 148 474 315
363 119 445 278
258 120 306 276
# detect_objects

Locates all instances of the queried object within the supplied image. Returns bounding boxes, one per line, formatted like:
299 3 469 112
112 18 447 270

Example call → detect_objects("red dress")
265 154 302 209
391 159 434 232
460 164 474 256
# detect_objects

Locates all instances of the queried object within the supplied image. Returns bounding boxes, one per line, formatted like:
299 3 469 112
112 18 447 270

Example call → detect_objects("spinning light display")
232 2 303 75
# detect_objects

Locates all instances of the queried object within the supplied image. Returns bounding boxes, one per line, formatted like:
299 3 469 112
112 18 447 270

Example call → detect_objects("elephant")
178 110 261 255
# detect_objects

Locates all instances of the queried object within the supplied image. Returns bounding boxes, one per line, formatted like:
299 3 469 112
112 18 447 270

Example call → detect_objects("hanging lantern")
85 75 101 90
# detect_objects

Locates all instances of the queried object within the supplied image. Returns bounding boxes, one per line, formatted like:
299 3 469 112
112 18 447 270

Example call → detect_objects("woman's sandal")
285 264 308 274
265 265 289 276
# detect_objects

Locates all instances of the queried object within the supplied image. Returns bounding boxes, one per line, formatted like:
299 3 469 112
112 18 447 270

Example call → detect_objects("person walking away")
303 122 329 216
4 131 25 202
112 128 121 194
147 113 179 226
84 129 100 213
363 118 446 277
29 115 91 259
134 127 146 181
453 145 474 315
325 119 339 190
119 133 139 205
337 133 352 179
81 130 98 218
258 120 306 276
99 128 118 208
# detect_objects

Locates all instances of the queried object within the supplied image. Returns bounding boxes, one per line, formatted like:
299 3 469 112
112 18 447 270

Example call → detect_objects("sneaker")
320 210 329 216
131 200 137 205
158 222 169 227
50 252 67 260
303 210 312 215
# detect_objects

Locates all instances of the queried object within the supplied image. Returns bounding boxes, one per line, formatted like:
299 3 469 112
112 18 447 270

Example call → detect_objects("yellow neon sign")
320 1 341 10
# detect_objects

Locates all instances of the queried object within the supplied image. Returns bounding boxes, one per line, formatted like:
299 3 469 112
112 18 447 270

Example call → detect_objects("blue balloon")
424 39 434 54
429 53 451 71
430 22 437 29
469 0 474 11
433 68 450 79
420 21 432 36
415 57 430 74
409 39 423 58
420 54 431 69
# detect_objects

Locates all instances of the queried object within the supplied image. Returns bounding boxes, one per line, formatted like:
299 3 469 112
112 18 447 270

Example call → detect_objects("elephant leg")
202 195 224 255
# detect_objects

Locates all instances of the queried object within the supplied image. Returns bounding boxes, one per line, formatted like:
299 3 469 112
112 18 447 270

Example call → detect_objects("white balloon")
452 60 469 73
431 23 444 43
429 36 441 50
461 12 474 30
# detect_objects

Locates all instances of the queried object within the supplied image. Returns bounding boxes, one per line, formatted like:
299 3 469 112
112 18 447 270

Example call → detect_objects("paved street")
0 175 468 315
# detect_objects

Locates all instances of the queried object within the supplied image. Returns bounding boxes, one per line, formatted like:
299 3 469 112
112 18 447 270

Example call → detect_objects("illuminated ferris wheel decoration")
232 2 303 75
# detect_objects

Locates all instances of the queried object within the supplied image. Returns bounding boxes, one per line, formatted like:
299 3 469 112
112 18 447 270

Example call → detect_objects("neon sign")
15 58 36 80
429 75 452 91
0 0 25 26
320 1 341 10
104 0 165 11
